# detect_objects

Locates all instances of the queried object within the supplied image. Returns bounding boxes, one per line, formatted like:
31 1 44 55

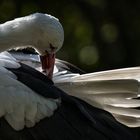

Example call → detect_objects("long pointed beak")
40 53 55 79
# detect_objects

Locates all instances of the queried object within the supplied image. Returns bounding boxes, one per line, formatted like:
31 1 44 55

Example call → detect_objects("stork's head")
1 13 64 79
31 13 64 79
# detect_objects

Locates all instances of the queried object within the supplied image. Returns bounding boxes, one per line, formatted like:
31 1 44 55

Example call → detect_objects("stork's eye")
45 44 57 54
50 43 56 51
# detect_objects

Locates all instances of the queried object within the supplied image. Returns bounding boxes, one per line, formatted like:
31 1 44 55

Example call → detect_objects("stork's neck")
0 22 34 52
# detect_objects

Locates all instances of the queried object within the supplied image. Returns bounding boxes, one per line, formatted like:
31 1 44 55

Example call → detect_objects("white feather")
70 67 140 82
54 67 140 127
0 74 59 130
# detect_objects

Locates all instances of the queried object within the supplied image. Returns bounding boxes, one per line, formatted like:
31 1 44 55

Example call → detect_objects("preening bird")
0 13 139 140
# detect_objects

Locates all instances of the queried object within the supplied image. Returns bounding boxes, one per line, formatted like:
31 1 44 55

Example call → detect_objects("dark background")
0 0 140 72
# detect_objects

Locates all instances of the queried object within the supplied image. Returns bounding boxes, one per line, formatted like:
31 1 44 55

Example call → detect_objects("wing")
0 74 58 131
54 67 140 128
0 52 58 130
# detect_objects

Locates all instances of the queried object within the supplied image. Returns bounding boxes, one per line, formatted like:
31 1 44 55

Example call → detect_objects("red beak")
40 53 55 80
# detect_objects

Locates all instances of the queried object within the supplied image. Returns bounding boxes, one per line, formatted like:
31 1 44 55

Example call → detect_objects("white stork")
0 13 139 140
